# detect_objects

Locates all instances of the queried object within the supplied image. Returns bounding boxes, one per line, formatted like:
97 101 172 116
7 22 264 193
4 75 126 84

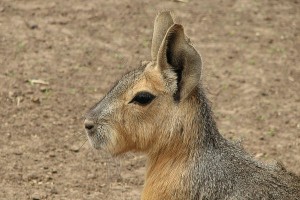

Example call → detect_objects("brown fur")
84 11 300 200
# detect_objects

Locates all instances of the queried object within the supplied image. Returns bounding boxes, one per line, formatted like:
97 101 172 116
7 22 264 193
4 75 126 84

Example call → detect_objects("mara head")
84 11 202 155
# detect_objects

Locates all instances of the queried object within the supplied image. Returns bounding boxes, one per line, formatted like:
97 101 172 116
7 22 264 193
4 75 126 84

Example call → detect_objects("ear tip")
172 24 183 29
169 24 185 35
156 11 174 22
157 10 171 16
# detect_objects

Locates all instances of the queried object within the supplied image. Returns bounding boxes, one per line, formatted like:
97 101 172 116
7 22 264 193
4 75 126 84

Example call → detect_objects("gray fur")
86 67 144 120
85 11 300 199
186 87 300 199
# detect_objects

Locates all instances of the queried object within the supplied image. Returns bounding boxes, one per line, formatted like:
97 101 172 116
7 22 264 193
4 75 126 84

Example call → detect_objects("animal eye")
129 91 156 106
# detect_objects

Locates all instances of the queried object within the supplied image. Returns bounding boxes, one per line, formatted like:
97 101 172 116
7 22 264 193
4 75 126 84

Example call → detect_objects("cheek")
107 107 138 153
106 123 134 155
112 99 176 152
122 107 143 141
123 104 165 146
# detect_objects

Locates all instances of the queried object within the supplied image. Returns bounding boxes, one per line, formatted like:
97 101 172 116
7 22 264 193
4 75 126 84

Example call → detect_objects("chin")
87 136 104 150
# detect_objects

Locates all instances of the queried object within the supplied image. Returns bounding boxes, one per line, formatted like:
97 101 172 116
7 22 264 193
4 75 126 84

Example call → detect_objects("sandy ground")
0 0 299 199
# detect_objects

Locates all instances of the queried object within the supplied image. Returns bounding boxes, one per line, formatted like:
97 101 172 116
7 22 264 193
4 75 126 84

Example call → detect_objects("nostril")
84 120 94 130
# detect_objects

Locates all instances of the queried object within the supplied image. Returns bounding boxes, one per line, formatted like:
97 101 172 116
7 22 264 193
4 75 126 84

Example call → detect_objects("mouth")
85 127 107 149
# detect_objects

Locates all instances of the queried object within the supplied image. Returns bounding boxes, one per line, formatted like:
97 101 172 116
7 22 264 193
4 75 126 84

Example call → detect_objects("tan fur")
143 151 187 199
85 12 204 198
85 11 300 200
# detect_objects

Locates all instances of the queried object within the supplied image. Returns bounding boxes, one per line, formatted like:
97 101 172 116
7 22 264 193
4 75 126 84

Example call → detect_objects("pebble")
87 173 96 179
255 153 265 158
259 136 264 140
50 187 58 194
70 145 79 152
31 97 41 104
24 173 39 181
31 193 41 200
26 21 38 29
49 153 56 158
14 151 23 155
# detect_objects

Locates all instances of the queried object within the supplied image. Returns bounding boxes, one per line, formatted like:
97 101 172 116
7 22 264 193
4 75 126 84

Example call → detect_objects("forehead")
131 65 165 94
109 62 165 97
107 65 145 97
87 66 145 116
86 63 166 118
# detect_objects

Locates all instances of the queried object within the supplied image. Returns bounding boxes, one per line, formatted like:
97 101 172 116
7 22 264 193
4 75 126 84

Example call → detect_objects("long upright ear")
151 11 174 61
157 24 202 101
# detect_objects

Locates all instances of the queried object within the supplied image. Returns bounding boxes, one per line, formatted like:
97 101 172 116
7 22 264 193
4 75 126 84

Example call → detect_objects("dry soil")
0 0 299 199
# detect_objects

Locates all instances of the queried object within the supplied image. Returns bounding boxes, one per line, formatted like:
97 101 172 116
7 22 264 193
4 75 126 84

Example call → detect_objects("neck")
195 88 224 149
142 87 224 200
143 137 190 200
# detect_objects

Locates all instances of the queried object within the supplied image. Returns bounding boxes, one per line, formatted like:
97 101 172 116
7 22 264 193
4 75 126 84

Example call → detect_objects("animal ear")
151 11 174 61
157 24 202 101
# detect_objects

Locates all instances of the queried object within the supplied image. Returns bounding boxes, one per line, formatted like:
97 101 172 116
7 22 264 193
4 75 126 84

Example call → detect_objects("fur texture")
84 11 300 200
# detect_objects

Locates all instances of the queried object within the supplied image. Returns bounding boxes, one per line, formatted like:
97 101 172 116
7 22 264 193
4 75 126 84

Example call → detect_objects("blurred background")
0 0 299 199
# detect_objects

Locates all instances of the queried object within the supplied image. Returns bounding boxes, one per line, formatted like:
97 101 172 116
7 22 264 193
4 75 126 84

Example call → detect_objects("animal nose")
84 119 94 130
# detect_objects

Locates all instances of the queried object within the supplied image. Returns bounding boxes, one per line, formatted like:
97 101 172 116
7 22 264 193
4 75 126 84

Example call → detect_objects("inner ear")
157 24 202 102
166 31 185 101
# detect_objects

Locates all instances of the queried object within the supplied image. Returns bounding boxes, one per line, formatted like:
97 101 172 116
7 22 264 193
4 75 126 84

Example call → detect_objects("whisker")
78 139 88 150
64 131 86 144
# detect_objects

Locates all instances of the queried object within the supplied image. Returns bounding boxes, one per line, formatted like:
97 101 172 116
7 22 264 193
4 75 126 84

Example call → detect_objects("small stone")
49 153 56 158
40 87 51 93
69 146 79 152
255 153 265 158
50 187 58 194
32 97 41 104
26 21 38 29
31 193 41 200
261 92 268 96
288 76 294 82
264 16 272 21
8 91 15 98
259 136 265 140
14 151 23 155
268 39 274 44
87 173 96 179
116 177 123 182
25 90 34 94
24 173 39 181
46 175 53 181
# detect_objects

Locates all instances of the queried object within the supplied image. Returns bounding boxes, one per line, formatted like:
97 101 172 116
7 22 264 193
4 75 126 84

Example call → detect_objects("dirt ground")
0 0 299 199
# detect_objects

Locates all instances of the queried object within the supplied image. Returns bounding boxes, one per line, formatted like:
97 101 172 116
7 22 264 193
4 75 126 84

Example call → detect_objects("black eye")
129 91 156 106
